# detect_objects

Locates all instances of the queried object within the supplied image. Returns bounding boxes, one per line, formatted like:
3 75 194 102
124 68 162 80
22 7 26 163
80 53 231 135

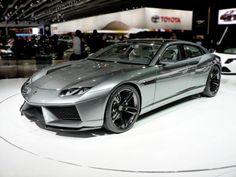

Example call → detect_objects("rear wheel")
202 65 221 97
104 85 140 133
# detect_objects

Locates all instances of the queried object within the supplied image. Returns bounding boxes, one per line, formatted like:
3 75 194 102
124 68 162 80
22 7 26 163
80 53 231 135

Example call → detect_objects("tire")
104 85 141 133
202 65 221 97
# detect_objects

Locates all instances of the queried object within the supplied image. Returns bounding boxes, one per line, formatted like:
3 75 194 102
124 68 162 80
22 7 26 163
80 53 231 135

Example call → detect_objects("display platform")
0 76 236 177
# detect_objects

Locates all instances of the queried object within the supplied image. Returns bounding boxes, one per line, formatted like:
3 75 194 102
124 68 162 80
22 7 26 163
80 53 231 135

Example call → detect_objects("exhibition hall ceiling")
0 0 139 24
0 0 234 24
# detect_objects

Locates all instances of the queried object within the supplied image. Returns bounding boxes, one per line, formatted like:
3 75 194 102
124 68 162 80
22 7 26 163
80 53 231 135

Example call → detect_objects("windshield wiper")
116 61 146 65
88 57 147 65
87 57 114 63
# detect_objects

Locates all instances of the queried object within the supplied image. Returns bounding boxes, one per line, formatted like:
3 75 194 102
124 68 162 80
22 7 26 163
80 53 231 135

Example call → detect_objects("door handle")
182 69 188 74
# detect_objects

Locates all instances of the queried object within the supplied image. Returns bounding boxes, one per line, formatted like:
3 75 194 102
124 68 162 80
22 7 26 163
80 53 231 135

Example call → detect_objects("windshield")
223 48 236 54
89 43 161 65
216 47 236 54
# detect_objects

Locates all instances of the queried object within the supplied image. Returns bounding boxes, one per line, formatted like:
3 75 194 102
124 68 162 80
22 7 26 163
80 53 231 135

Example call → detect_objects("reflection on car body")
21 39 221 133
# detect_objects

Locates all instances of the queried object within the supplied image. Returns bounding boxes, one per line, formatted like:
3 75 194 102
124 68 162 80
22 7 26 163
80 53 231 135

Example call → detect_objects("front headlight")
25 78 32 85
60 87 91 97
21 78 32 95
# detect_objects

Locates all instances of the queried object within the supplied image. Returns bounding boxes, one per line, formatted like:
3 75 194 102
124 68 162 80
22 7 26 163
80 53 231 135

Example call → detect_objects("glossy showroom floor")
0 75 236 177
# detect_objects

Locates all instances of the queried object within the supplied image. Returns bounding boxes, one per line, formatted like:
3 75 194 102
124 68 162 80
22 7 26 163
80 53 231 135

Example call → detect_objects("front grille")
46 106 81 120
222 67 231 72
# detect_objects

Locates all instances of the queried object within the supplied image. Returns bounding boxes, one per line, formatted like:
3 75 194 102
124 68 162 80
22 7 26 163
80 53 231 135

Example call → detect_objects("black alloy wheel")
104 85 141 133
202 65 221 97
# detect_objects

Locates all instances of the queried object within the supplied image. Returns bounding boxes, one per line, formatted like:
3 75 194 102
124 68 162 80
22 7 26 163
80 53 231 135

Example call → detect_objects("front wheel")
104 85 141 133
202 65 221 97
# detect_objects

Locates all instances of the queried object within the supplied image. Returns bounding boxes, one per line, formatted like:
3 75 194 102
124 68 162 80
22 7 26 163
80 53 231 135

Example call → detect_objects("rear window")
183 45 204 58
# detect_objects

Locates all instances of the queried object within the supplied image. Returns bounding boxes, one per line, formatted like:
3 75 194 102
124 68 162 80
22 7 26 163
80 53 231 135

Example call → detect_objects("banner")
51 7 193 34
218 8 236 25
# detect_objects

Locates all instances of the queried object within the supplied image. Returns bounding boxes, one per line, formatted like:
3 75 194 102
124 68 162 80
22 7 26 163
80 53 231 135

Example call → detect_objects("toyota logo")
151 15 160 23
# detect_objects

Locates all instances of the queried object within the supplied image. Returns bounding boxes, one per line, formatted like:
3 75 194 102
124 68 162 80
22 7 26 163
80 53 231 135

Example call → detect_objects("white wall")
51 7 193 34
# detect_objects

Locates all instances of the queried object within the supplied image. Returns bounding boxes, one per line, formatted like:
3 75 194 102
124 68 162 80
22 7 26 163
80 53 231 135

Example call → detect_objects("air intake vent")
47 106 81 120
222 67 231 72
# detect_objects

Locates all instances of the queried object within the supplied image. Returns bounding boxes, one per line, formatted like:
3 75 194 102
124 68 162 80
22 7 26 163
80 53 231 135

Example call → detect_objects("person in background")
70 29 82 60
88 29 103 53
170 32 177 39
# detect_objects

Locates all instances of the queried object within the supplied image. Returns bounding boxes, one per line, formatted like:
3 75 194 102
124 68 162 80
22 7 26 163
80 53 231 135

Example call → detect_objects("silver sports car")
21 39 221 133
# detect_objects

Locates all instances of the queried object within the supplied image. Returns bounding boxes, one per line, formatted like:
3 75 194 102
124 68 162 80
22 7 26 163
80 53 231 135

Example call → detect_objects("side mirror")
209 48 215 53
156 60 166 68
158 62 166 67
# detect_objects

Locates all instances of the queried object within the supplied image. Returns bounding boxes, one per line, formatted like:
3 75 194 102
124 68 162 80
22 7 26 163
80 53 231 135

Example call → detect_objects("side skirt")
140 86 205 115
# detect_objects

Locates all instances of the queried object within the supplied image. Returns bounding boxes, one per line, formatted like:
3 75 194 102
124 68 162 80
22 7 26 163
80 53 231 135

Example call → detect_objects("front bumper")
20 93 108 131
222 59 236 74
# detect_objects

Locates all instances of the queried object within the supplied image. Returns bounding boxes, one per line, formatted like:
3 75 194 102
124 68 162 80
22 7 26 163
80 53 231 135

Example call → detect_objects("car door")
154 44 190 103
182 44 208 89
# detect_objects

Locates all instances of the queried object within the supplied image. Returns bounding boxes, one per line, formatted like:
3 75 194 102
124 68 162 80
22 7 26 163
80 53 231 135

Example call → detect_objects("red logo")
161 16 181 23
151 15 181 23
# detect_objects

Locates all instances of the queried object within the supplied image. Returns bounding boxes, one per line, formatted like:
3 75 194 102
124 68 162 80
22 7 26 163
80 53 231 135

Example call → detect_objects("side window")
129 44 158 60
159 45 181 63
183 45 204 59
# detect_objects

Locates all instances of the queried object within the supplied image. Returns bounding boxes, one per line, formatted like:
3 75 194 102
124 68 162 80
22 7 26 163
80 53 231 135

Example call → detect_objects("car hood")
214 52 236 62
32 59 142 90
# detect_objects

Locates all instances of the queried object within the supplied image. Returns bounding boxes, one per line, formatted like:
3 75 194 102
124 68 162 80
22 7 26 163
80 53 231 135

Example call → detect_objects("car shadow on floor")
55 128 111 138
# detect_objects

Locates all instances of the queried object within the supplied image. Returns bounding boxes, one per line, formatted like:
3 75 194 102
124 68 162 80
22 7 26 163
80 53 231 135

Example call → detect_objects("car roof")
120 38 208 53
125 38 174 44
123 38 196 46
